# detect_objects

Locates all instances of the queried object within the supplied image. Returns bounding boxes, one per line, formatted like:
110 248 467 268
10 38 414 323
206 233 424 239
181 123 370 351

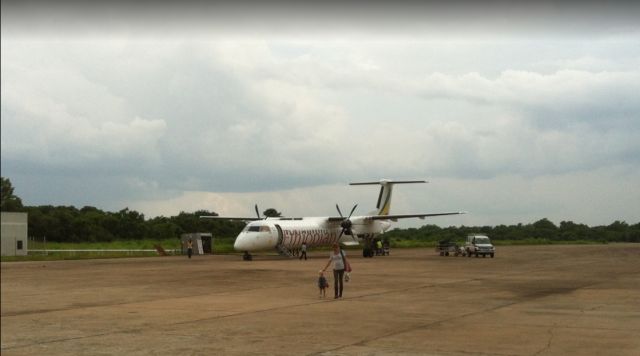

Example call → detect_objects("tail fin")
349 179 426 216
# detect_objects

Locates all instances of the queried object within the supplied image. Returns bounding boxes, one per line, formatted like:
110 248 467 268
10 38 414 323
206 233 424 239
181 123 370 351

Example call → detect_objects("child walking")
318 270 329 298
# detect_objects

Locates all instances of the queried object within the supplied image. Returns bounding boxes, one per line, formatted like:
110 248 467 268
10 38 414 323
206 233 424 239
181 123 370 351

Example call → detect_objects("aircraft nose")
233 233 249 251
233 231 277 251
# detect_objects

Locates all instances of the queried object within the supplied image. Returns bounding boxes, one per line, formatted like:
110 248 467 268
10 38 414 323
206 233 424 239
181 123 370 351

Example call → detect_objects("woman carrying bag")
322 243 351 299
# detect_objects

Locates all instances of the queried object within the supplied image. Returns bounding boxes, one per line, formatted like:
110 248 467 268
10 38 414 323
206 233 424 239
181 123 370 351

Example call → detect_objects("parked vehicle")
465 234 495 258
435 240 465 257
382 239 390 256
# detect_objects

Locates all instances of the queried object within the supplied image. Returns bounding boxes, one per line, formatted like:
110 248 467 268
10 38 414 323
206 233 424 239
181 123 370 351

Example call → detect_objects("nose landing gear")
243 251 253 261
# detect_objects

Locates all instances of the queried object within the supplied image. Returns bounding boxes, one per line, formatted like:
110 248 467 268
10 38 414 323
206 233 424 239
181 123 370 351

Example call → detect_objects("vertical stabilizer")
349 179 426 216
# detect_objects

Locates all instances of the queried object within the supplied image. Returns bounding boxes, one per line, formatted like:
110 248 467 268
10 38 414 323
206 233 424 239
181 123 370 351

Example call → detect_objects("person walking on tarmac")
321 243 351 299
300 242 308 260
186 238 193 259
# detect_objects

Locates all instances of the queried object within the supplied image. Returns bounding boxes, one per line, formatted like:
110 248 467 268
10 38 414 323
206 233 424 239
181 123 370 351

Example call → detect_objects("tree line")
2 177 247 242
385 218 640 244
2 177 639 243
25 205 250 243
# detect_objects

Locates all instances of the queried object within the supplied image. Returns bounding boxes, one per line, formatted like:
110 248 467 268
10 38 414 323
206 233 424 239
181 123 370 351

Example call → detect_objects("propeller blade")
348 204 358 219
348 204 358 241
255 204 261 219
336 204 344 218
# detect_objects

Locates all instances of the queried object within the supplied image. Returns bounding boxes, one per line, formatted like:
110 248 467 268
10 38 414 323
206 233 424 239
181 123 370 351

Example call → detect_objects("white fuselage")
233 216 392 252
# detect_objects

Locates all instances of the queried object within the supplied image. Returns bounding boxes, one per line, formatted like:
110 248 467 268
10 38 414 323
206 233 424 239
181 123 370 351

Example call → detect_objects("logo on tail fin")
350 179 427 216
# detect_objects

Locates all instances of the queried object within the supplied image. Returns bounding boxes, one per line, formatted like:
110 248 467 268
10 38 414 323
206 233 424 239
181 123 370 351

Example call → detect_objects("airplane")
201 179 465 260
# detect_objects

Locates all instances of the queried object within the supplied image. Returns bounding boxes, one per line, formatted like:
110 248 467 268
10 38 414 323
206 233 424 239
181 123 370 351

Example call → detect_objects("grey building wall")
1 212 28 256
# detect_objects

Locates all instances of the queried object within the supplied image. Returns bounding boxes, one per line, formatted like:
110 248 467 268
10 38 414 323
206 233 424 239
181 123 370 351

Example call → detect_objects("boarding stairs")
276 243 294 257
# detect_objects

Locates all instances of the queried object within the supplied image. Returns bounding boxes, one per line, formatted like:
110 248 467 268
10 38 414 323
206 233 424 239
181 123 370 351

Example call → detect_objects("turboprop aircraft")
202 179 464 260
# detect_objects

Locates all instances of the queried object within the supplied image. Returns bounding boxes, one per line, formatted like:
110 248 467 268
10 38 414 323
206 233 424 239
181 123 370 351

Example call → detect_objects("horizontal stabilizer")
350 179 427 185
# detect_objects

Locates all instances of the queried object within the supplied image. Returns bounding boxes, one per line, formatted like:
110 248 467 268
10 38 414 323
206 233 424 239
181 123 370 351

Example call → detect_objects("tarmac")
2 244 639 355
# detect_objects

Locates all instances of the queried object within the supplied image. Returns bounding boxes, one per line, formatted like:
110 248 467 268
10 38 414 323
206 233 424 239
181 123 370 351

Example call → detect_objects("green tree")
1 177 24 211
263 208 281 217
531 218 558 239
194 210 218 217
79 206 115 242
533 218 557 230
148 216 182 240
51 206 79 242
113 208 147 240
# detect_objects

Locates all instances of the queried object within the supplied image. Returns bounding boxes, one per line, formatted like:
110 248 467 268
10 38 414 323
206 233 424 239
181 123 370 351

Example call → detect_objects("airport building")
180 232 213 255
1 212 28 256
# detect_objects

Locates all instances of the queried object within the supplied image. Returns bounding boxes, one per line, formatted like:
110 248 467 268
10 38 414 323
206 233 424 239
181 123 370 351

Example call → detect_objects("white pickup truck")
465 234 495 258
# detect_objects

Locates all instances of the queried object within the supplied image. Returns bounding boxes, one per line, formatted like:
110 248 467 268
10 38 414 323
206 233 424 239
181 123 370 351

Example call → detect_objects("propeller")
336 204 358 241
255 204 262 220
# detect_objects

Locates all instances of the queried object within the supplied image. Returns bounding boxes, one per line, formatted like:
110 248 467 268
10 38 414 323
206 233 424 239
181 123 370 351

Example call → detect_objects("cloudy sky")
2 1 639 227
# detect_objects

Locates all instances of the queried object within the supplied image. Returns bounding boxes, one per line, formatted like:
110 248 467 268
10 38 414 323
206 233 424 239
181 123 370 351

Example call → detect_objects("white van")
465 234 495 258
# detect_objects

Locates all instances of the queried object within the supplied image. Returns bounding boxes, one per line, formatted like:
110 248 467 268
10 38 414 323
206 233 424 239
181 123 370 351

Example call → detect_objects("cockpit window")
246 225 271 233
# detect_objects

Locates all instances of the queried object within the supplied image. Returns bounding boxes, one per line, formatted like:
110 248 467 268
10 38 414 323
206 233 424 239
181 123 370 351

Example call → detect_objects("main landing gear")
363 247 374 258
362 240 376 258
243 251 253 261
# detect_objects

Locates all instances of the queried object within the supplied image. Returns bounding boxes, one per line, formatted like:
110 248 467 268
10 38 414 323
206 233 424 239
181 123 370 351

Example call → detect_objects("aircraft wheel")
490 253 494 258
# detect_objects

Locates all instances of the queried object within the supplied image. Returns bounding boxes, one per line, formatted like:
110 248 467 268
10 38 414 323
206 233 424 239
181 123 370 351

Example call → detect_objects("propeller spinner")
336 204 358 241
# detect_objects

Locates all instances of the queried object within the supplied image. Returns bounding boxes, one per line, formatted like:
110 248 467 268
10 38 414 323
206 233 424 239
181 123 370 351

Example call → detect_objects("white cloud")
1 31 639 226
409 70 640 118
417 166 640 227
1 46 168 170
129 164 640 228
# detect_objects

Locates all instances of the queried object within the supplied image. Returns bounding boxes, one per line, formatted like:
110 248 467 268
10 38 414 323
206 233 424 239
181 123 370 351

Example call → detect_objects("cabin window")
17 240 23 250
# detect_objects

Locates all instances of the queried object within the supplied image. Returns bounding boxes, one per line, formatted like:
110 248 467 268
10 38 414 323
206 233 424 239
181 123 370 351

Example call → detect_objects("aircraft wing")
200 216 309 221
200 216 262 221
364 212 466 222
